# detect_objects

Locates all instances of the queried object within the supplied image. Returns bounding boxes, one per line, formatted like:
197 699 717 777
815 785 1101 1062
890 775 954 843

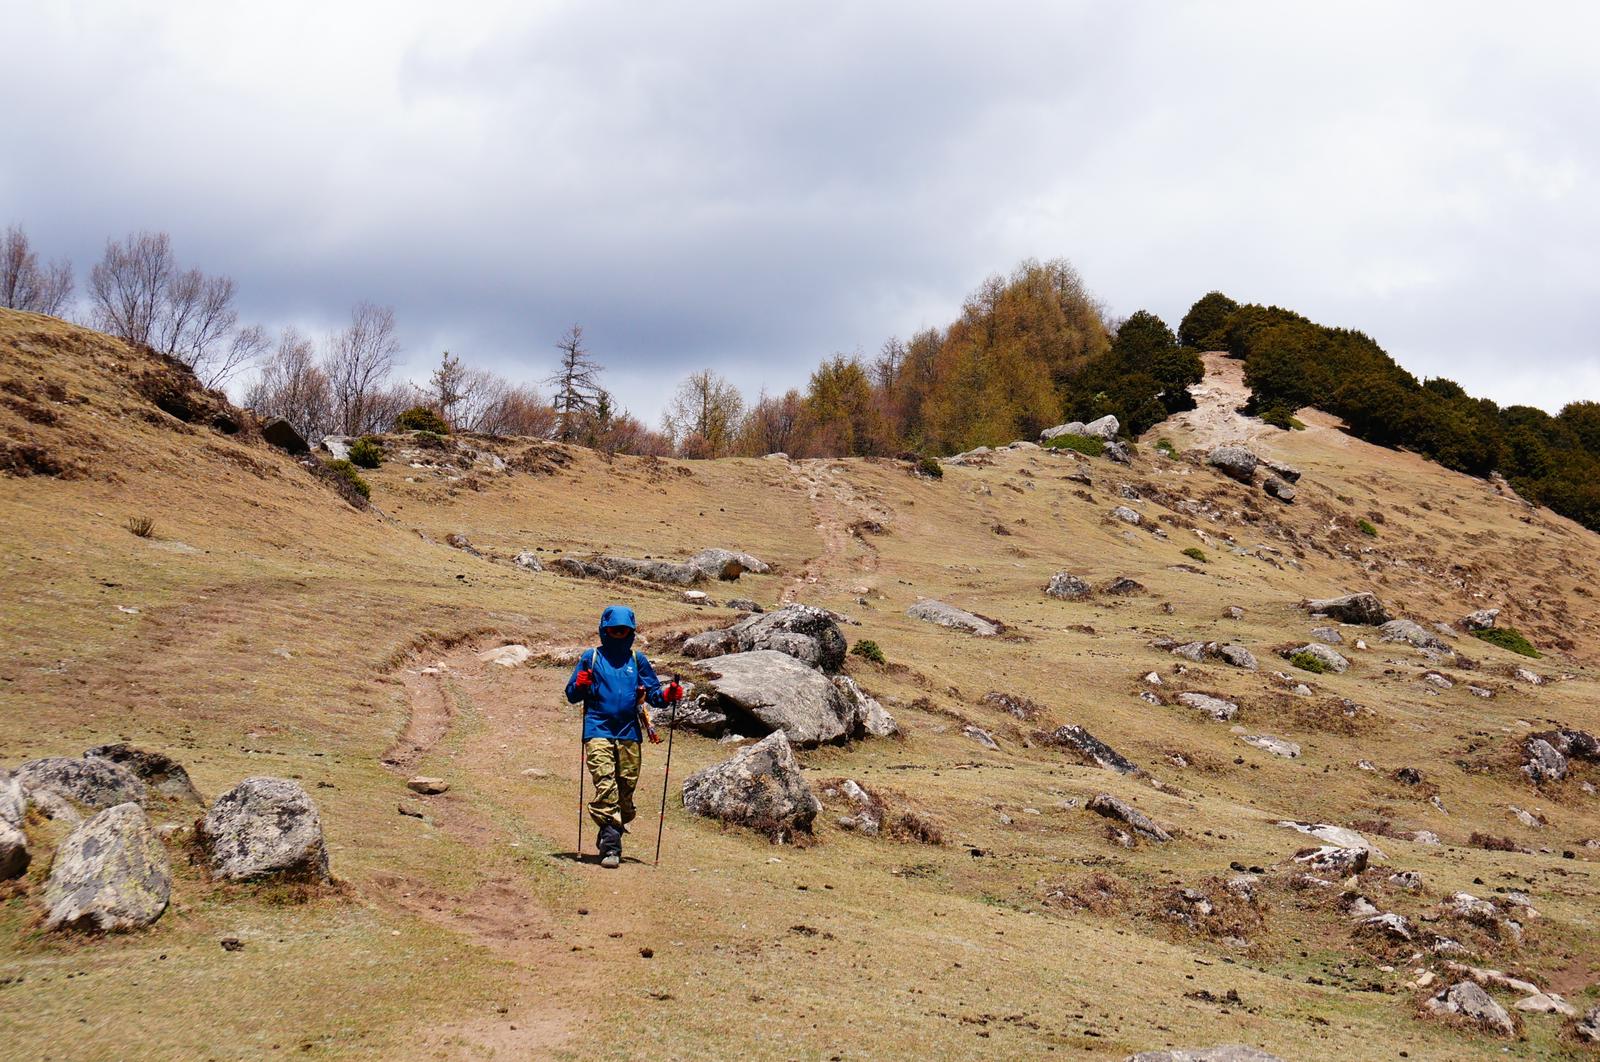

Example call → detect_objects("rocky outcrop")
906 600 1002 637
1424 981 1517 1037
198 777 330 882
1576 1006 1600 1043
1109 505 1142 525
1378 619 1448 650
0 769 24 829
1241 735 1299 758
550 553 704 586
1460 608 1500 631
1263 476 1296 503
683 604 847 672
82 744 202 804
1045 572 1091 599
512 550 544 572
1042 415 1118 442
0 815 27 879
1521 728 1599 784
261 417 309 455
15 756 147 811
1103 441 1131 464
693 651 857 746
1087 793 1171 842
42 803 170 931
687 548 769 581
681 731 820 840
1207 446 1258 483
1049 725 1139 775
833 675 898 738
1303 592 1390 625
1176 692 1239 721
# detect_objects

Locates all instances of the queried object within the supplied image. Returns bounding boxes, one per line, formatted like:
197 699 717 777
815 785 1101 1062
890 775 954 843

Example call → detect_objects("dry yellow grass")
2 311 1598 1060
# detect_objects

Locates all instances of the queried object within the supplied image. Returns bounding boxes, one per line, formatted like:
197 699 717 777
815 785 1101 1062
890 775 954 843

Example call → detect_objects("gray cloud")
3 1 1596 420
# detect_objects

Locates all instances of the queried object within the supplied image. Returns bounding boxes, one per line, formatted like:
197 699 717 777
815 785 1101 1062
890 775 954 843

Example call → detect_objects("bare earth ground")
3 313 1599 1060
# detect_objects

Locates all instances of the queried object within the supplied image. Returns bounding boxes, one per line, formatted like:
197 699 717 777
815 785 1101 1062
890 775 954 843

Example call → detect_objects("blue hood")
597 605 637 660
598 605 637 634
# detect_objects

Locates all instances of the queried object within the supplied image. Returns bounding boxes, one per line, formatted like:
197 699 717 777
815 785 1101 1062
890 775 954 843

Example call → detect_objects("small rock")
1207 446 1258 483
478 644 532 668
1086 793 1170 843
1459 608 1500 631
1425 981 1516 1037
1241 735 1299 758
962 725 999 751
406 776 449 795
1049 725 1139 775
15 756 147 811
1287 643 1349 673
1379 619 1449 650
682 590 710 604
1109 505 1142 526
0 820 28 879
907 600 1002 637
220 936 245 952
1302 593 1390 625
1101 576 1145 596
1309 626 1343 645
512 550 544 572
1389 870 1422 890
1294 845 1368 875
1263 476 1296 503
1514 992 1575 1017
681 731 820 841
1176 692 1238 721
1576 1006 1600 1043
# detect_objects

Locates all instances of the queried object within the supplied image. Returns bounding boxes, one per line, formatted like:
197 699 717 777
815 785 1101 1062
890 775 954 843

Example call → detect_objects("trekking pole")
576 726 586 861
654 676 679 866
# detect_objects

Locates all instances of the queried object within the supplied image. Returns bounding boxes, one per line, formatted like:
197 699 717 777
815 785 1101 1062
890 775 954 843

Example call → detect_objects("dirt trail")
780 459 891 603
1157 351 1351 455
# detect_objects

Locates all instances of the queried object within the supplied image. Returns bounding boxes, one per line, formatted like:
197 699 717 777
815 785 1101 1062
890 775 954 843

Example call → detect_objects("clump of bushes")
1044 434 1104 457
1259 406 1306 431
915 455 943 479
125 515 155 538
321 458 372 503
1155 438 1177 458
851 640 886 665
1289 649 1332 674
1357 519 1378 537
1471 626 1541 658
1181 546 1208 563
348 436 383 469
394 406 450 434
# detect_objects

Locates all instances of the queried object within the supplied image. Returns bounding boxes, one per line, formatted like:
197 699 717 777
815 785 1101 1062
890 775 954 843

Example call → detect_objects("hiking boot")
597 823 622 867
600 851 620 869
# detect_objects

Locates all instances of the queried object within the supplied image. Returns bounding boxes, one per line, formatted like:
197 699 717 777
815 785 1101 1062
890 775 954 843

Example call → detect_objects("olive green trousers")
585 738 642 830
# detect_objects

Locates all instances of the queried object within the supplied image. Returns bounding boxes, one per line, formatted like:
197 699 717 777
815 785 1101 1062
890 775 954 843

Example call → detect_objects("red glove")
647 725 662 745
575 668 594 690
664 681 684 703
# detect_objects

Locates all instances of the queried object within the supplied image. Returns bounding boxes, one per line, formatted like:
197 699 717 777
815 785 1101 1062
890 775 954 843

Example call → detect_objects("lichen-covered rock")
681 731 820 840
83 744 202 804
1425 981 1517 1037
731 604 847 671
694 651 856 746
1125 1047 1284 1062
1207 446 1258 483
1521 737 1567 783
42 803 169 931
1263 476 1296 503
1087 793 1170 842
1045 572 1091 599
907 600 1002 637
199 777 330 882
1176 692 1238 721
1080 414 1120 440
1214 644 1258 670
0 769 24 829
832 675 897 738
687 548 769 581
1103 441 1132 464
1109 505 1142 525
1050 725 1139 775
1294 845 1367 875
1303 592 1390 625
1287 643 1349 673
15 756 147 811
512 550 544 572
550 553 705 586
1379 619 1448 650
1460 608 1500 631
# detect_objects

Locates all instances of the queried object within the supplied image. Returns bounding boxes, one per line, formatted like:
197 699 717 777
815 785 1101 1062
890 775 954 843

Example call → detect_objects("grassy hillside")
3 310 1599 1060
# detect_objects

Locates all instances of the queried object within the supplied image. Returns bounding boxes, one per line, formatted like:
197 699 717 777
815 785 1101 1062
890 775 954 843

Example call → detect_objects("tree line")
1191 292 1600 535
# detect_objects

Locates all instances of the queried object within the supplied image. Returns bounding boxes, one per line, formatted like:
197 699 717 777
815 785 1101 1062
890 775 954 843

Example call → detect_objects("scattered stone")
512 550 544 572
1103 441 1132 464
198 777 331 882
1576 1007 1600 1043
1513 666 1544 685
1309 626 1343 644
1223 606 1245 620
907 600 1002 637
1240 735 1299 759
1124 1045 1285 1061
1287 643 1349 673
1087 794 1170 843
694 650 859 746
681 731 820 841
826 779 883 835
1263 476 1296 503
1170 641 1207 662
1277 821 1386 857
682 590 710 604
1045 572 1091 600
1422 671 1454 689
1302 593 1390 625
1294 845 1368 875
725 598 762 613
1214 644 1258 671
1109 505 1142 525
832 675 897 737
1514 993 1575 1017
444 533 481 556
686 548 769 580
1393 766 1425 786
1101 576 1145 596
478 644 532 668
1379 619 1449 650
15 756 147 811
1460 608 1500 631
397 803 427 819
550 553 704 586
1360 912 1413 940
1207 446 1258 483
220 936 245 952
406 776 449 795
1176 692 1239 721
1261 458 1301 483
1509 805 1542 829
261 417 310 454
1424 981 1516 1037
42 803 170 932
1466 685 1493 698
1389 870 1422 890
82 744 202 804
1049 725 1139 775
962 725 999 751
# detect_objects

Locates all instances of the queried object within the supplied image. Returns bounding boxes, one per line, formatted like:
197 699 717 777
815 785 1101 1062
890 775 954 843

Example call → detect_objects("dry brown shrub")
1043 871 1128 915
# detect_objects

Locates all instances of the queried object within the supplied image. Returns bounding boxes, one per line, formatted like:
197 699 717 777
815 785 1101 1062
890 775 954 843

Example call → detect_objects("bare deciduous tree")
662 368 744 458
546 324 603 443
1 225 74 316
736 388 810 457
324 301 400 434
243 327 333 442
87 230 263 387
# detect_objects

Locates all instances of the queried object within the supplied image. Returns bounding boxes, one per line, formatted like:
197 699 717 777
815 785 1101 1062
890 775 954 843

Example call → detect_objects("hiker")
567 605 682 868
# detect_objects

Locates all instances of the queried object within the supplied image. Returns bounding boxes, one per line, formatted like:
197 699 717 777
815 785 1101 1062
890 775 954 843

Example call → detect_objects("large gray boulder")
908 600 1001 637
683 604 847 672
551 553 705 586
681 731 820 840
687 548 769 581
1049 726 1138 775
1425 981 1517 1037
1087 793 1171 842
1207 446 1258 483
1521 738 1566 783
1378 619 1448 650
1460 608 1500 632
15 756 147 811
1287 643 1350 673
1045 572 1091 599
1176 692 1239 721
1040 421 1087 442
1125 1049 1284 1062
83 744 202 804
199 777 330 882
694 651 857 746
832 675 898 738
1303 592 1390 625
42 803 170 932
1081 414 1120 440
1103 441 1132 465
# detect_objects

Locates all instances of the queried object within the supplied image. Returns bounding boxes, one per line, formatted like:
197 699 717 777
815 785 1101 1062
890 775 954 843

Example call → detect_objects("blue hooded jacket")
566 605 666 741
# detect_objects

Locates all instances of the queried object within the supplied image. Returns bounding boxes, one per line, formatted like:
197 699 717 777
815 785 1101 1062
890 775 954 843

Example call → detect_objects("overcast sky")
4 1 1597 422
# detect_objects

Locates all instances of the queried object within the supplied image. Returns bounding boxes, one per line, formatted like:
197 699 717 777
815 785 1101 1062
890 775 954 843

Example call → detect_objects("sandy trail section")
780 459 892 603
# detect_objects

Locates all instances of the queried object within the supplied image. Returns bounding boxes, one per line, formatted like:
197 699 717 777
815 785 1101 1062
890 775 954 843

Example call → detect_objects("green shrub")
1289 649 1332 674
348 436 383 469
1181 547 1207 563
1357 519 1378 537
1471 626 1541 658
851 640 886 665
394 406 450 434
1044 434 1104 457
322 458 371 501
916 455 943 479
1259 406 1304 431
1155 438 1177 457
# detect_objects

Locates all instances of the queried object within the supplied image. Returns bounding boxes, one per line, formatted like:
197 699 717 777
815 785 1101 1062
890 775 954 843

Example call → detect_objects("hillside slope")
3 310 1599 1060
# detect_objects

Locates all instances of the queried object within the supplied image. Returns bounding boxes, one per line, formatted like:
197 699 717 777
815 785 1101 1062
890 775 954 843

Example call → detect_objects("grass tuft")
1044 434 1104 458
1289 649 1332 674
851 639 886 665
1181 546 1207 563
1471 626 1541 658
1357 519 1378 537
125 515 155 538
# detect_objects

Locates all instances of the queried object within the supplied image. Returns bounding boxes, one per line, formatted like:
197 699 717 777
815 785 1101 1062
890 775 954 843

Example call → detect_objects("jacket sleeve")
637 653 665 708
565 652 591 704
